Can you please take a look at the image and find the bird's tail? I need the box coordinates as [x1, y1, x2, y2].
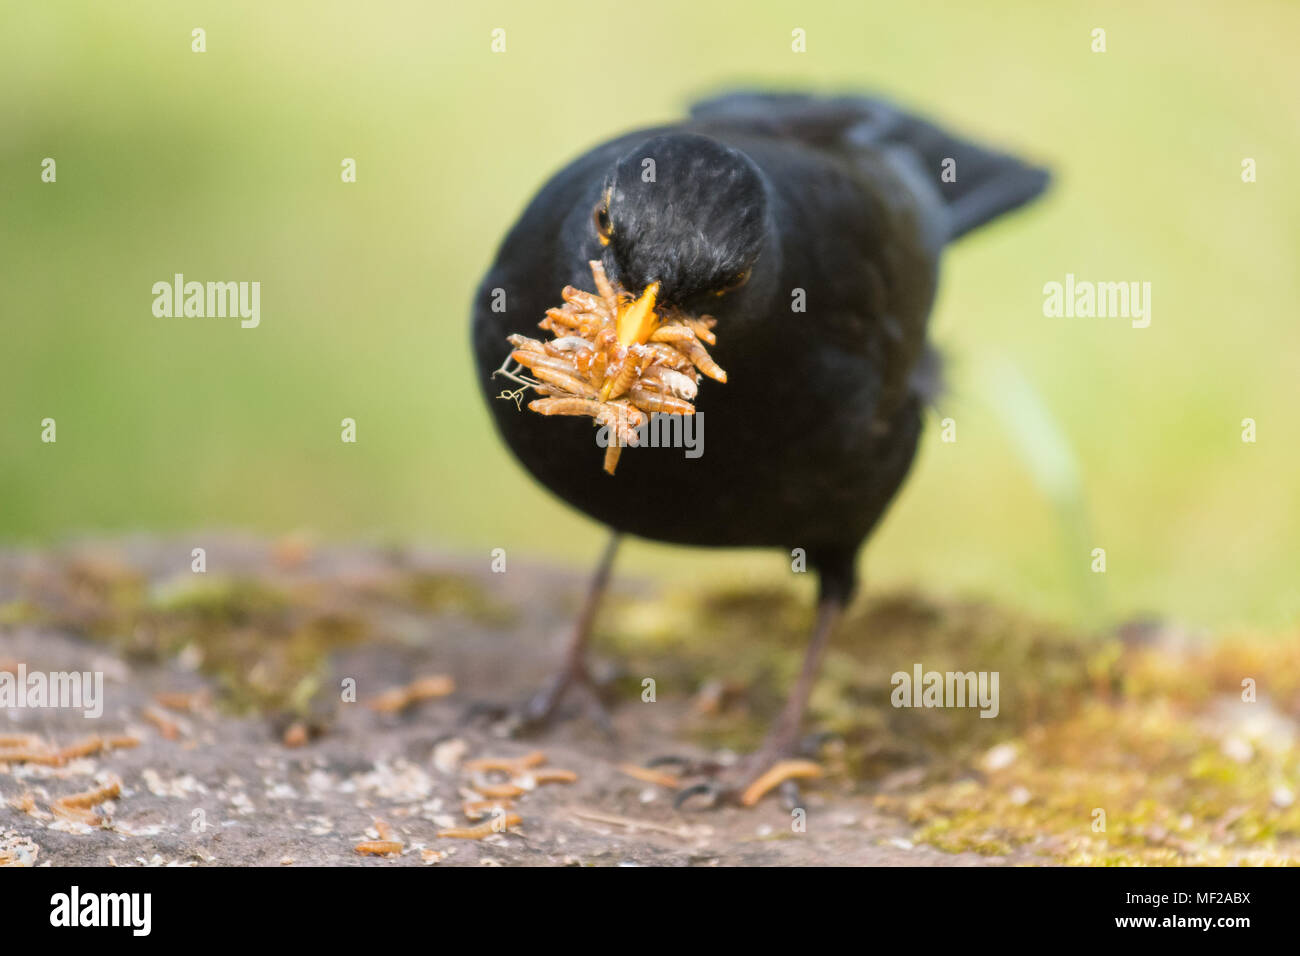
[690, 91, 1051, 241]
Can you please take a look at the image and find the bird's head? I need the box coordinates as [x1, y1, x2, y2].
[594, 132, 769, 346]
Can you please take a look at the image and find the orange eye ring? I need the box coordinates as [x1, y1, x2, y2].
[717, 268, 751, 295]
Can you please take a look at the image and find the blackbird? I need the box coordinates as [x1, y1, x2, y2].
[471, 92, 1049, 805]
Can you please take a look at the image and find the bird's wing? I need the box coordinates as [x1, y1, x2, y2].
[689, 91, 1050, 241]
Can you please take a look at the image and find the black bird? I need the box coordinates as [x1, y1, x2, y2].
[471, 92, 1049, 803]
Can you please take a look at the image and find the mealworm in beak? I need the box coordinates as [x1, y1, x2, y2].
[497, 262, 726, 473]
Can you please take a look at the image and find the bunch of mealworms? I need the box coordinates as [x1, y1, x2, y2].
[496, 260, 726, 475]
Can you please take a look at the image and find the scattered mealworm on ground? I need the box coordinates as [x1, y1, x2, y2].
[354, 840, 403, 856]
[51, 778, 122, 825]
[367, 674, 455, 713]
[470, 780, 527, 799]
[739, 760, 823, 807]
[461, 798, 515, 821]
[51, 803, 99, 825]
[282, 722, 309, 748]
[463, 750, 546, 775]
[56, 735, 104, 761]
[406, 675, 455, 700]
[437, 813, 522, 840]
[2, 733, 134, 765]
[142, 706, 181, 740]
[618, 763, 683, 789]
[0, 748, 64, 767]
[366, 687, 411, 713]
[56, 778, 122, 810]
[524, 768, 578, 786]
[354, 819, 403, 856]
[154, 690, 210, 713]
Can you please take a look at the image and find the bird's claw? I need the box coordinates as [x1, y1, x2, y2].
[661, 754, 825, 811]
[673, 780, 726, 810]
[519, 668, 617, 740]
[648, 730, 833, 809]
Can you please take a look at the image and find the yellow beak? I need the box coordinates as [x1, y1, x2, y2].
[615, 282, 661, 347]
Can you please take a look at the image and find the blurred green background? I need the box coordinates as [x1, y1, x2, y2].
[2, 1, 1297, 632]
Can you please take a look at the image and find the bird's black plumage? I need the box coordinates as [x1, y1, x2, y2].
[473, 92, 1049, 605]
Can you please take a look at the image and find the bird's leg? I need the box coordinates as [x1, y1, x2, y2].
[675, 594, 845, 808]
[515, 532, 621, 736]
[755, 596, 842, 761]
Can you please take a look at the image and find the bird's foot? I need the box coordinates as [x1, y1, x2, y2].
[461, 663, 617, 741]
[653, 739, 825, 810]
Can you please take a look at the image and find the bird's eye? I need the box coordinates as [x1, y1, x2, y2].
[717, 268, 751, 295]
[593, 202, 613, 244]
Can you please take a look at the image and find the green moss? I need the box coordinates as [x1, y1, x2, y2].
[604, 587, 1300, 865]
[382, 571, 517, 627]
[14, 554, 511, 716]
[16, 549, 1299, 864]
[127, 577, 365, 715]
[0, 600, 40, 626]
